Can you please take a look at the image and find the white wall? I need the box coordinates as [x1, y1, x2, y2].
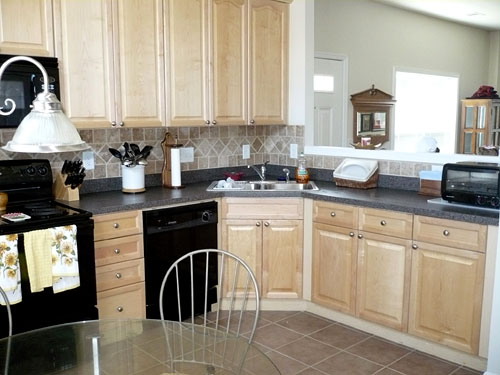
[489, 31, 500, 89]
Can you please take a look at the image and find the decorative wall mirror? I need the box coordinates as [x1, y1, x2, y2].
[350, 85, 396, 147]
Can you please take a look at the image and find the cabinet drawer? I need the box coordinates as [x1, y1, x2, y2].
[413, 215, 486, 252]
[313, 201, 358, 229]
[95, 234, 144, 267]
[94, 210, 142, 241]
[96, 259, 145, 292]
[359, 208, 412, 239]
[222, 198, 303, 219]
[97, 282, 145, 319]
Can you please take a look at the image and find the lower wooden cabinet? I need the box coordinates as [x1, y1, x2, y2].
[97, 283, 146, 319]
[312, 223, 357, 314]
[408, 242, 485, 354]
[356, 232, 411, 331]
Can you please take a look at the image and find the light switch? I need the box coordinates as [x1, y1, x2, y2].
[180, 147, 194, 163]
[82, 150, 94, 170]
[290, 144, 298, 159]
[242, 144, 250, 159]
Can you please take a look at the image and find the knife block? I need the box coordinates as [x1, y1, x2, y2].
[53, 173, 79, 201]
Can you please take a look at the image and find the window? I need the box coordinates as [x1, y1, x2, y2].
[394, 70, 459, 154]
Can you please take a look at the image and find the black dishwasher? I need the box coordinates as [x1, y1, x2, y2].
[143, 201, 218, 320]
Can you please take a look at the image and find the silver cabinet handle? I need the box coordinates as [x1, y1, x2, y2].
[111, 121, 117, 127]
[412, 244, 418, 249]
[113, 223, 119, 229]
[443, 230, 450, 236]
[250, 120, 255, 124]
[114, 248, 120, 254]
[357, 234, 363, 239]
[117, 306, 123, 312]
[256, 222, 261, 227]
[349, 232, 355, 237]
[212, 120, 217, 125]
[205, 120, 210, 125]
[330, 212, 336, 217]
[115, 273, 122, 279]
[380, 220, 387, 226]
[119, 121, 124, 127]
[264, 222, 270, 227]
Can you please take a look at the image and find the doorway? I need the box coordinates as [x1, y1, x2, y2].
[314, 55, 347, 146]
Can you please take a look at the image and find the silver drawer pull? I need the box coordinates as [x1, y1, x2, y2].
[349, 232, 355, 237]
[117, 306, 123, 312]
[330, 212, 336, 217]
[115, 273, 122, 279]
[113, 223, 119, 229]
[443, 230, 450, 236]
[256, 222, 261, 227]
[412, 244, 418, 249]
[357, 234, 363, 239]
[264, 222, 269, 227]
[380, 220, 387, 226]
[114, 248, 120, 254]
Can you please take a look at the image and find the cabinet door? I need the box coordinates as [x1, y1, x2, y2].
[0, 0, 54, 56]
[97, 282, 146, 319]
[262, 219, 302, 299]
[210, 0, 247, 125]
[248, 0, 288, 125]
[54, 0, 116, 128]
[114, 0, 164, 127]
[356, 232, 411, 331]
[222, 219, 262, 296]
[312, 223, 357, 314]
[408, 242, 485, 354]
[166, 0, 209, 126]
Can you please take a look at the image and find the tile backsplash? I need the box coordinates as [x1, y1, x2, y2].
[0, 125, 431, 180]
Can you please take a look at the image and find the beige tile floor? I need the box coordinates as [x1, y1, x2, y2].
[246, 311, 483, 375]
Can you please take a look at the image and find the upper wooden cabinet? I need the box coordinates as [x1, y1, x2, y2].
[249, 0, 288, 125]
[167, 0, 288, 127]
[53, 0, 165, 128]
[0, 0, 54, 56]
[459, 98, 500, 154]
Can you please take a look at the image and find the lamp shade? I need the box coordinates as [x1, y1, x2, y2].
[0, 56, 89, 153]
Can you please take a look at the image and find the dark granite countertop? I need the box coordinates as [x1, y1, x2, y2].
[67, 180, 499, 225]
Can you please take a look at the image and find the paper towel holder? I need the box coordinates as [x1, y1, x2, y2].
[161, 132, 184, 189]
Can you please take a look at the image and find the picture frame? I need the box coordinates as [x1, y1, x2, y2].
[360, 113, 372, 132]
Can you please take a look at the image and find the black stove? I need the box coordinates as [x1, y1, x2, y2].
[0, 159, 91, 233]
[0, 159, 97, 342]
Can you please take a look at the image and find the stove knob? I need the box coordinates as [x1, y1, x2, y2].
[201, 210, 213, 222]
[491, 197, 500, 208]
[476, 195, 486, 206]
[37, 166, 48, 176]
[26, 166, 36, 176]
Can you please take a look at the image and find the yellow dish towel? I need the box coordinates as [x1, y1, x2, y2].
[0, 234, 22, 305]
[24, 229, 53, 293]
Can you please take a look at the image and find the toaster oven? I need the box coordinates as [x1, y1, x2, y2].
[442, 162, 500, 208]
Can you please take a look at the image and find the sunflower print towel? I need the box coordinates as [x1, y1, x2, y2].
[51, 225, 80, 293]
[0, 234, 21, 305]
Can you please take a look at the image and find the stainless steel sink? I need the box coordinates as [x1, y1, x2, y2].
[207, 180, 319, 191]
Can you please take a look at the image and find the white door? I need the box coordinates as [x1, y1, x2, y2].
[314, 57, 345, 146]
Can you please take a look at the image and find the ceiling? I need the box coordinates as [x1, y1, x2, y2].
[374, 0, 500, 31]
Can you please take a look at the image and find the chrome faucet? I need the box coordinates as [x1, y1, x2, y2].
[248, 161, 269, 181]
[283, 168, 290, 183]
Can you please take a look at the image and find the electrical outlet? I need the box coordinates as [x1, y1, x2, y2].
[180, 147, 194, 163]
[242, 144, 250, 159]
[290, 143, 298, 159]
[82, 150, 94, 170]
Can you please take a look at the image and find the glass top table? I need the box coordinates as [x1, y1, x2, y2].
[0, 319, 280, 375]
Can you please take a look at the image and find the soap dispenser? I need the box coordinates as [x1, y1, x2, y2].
[295, 152, 309, 183]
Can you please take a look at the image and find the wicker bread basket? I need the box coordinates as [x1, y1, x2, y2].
[334, 170, 378, 189]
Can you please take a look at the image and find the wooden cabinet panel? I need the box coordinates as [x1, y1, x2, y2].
[97, 282, 146, 319]
[0, 0, 54, 56]
[222, 219, 262, 296]
[249, 0, 288, 125]
[95, 234, 144, 267]
[222, 197, 303, 220]
[166, 0, 209, 125]
[413, 215, 486, 252]
[356, 232, 411, 331]
[115, 0, 164, 127]
[408, 242, 485, 354]
[94, 210, 142, 241]
[211, 0, 247, 125]
[359, 208, 413, 239]
[313, 201, 358, 229]
[262, 220, 303, 298]
[312, 223, 357, 314]
[96, 258, 145, 292]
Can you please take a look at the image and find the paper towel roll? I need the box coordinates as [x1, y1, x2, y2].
[171, 148, 181, 187]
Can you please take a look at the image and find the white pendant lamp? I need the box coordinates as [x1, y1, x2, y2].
[0, 56, 89, 153]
